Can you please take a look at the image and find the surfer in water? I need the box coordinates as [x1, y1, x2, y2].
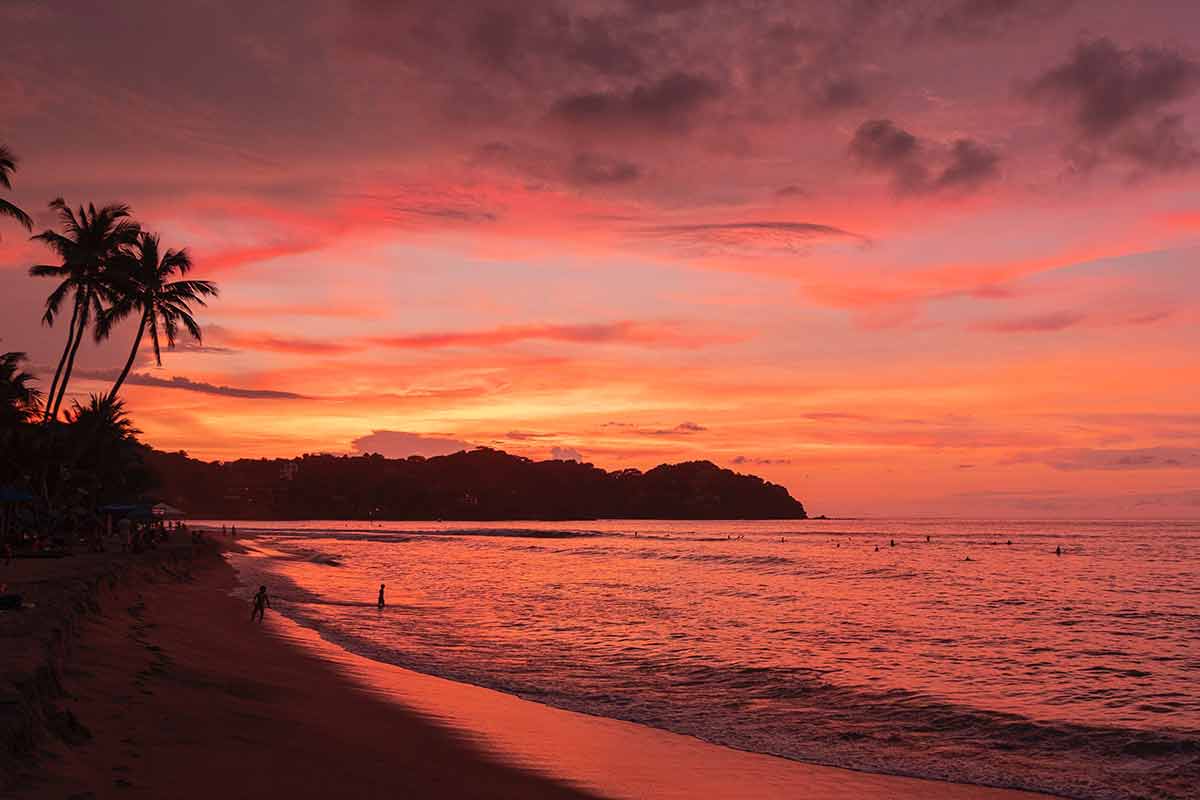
[378, 583, 386, 610]
[251, 585, 270, 622]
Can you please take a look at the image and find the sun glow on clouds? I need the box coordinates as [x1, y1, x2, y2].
[2, 0, 1199, 516]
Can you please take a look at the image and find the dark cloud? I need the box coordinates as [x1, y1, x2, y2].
[973, 308, 1171, 334]
[850, 119, 1000, 194]
[936, 139, 1001, 190]
[638, 421, 708, 436]
[810, 76, 868, 111]
[1028, 38, 1199, 137]
[552, 72, 721, 133]
[774, 185, 808, 198]
[625, 0, 712, 15]
[732, 456, 792, 465]
[505, 430, 556, 440]
[928, 0, 1073, 39]
[850, 119, 920, 165]
[1011, 447, 1200, 471]
[642, 221, 862, 238]
[368, 320, 736, 350]
[568, 152, 642, 185]
[1025, 38, 1200, 175]
[392, 204, 498, 224]
[73, 369, 306, 400]
[568, 17, 644, 75]
[468, 8, 524, 69]
[975, 311, 1085, 333]
[1114, 114, 1199, 174]
[636, 220, 866, 258]
[351, 430, 473, 458]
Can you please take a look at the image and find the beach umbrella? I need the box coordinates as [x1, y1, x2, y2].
[0, 486, 33, 543]
[0, 486, 34, 503]
[151, 502, 185, 518]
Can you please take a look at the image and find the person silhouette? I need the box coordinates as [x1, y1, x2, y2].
[1055, 545, 1062, 556]
[890, 539, 896, 547]
[251, 585, 270, 622]
[377, 583, 386, 610]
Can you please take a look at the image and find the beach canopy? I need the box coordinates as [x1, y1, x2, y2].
[0, 486, 34, 503]
[152, 503, 186, 518]
[100, 503, 155, 520]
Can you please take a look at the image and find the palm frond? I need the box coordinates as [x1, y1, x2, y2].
[41, 281, 73, 326]
[0, 199, 32, 230]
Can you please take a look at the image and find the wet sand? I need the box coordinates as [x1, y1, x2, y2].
[5, 538, 1058, 799]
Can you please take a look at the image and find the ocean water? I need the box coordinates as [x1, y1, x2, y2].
[210, 519, 1200, 800]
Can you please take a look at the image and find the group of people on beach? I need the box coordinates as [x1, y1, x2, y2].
[249, 581, 387, 623]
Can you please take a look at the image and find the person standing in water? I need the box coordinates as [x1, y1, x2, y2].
[377, 583, 386, 610]
[251, 585, 270, 622]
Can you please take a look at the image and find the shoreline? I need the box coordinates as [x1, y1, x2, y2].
[3, 533, 1059, 799]
[3, 536, 595, 798]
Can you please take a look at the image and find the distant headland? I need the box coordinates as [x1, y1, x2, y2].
[144, 446, 808, 521]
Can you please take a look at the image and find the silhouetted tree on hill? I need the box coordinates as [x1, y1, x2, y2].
[141, 446, 807, 520]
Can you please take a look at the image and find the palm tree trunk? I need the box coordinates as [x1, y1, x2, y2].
[52, 308, 88, 419]
[108, 312, 147, 401]
[43, 299, 80, 421]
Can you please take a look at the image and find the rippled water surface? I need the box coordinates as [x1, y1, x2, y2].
[211, 519, 1200, 800]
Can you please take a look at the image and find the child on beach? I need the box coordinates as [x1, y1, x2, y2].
[251, 585, 270, 622]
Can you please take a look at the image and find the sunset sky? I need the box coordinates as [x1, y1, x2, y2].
[2, 1, 1198, 517]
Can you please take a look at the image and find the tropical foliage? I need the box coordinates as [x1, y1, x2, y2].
[1, 143, 217, 543]
[30, 199, 140, 419]
[0, 143, 33, 234]
[0, 352, 41, 427]
[101, 232, 218, 400]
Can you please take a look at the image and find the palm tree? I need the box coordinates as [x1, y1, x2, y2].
[101, 232, 218, 400]
[30, 199, 140, 421]
[63, 394, 150, 518]
[0, 351, 41, 427]
[0, 144, 33, 235]
[65, 393, 140, 446]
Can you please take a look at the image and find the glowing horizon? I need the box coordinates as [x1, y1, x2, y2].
[2, 1, 1199, 517]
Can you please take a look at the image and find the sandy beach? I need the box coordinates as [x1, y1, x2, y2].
[2, 536, 592, 799]
[0, 532, 1065, 799]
